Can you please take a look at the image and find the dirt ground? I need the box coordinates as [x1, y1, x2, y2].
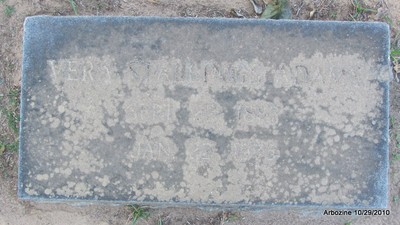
[1, 0, 400, 224]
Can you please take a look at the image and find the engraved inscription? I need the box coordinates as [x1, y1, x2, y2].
[48, 58, 113, 82]
[131, 134, 176, 160]
[235, 98, 283, 131]
[21, 16, 389, 208]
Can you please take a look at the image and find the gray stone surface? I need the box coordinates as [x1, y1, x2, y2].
[19, 16, 391, 208]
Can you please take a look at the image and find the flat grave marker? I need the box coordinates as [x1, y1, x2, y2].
[19, 16, 391, 208]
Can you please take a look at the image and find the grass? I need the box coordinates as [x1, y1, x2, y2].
[391, 116, 396, 129]
[391, 115, 400, 162]
[393, 49, 400, 55]
[392, 153, 400, 162]
[384, 1, 400, 80]
[0, 141, 18, 153]
[0, 160, 9, 177]
[0, 87, 20, 155]
[352, 0, 377, 13]
[3, 87, 19, 135]
[7, 87, 18, 107]
[5, 110, 18, 134]
[0, 144, 4, 155]
[345, 222, 352, 225]
[350, 0, 376, 20]
[396, 134, 400, 149]
[261, 0, 290, 19]
[221, 211, 242, 223]
[392, 49, 400, 62]
[95, 2, 107, 12]
[0, 139, 17, 177]
[387, 12, 400, 191]
[4, 5, 15, 17]
[128, 205, 150, 225]
[394, 195, 399, 204]
[391, 49, 400, 80]
[0, 84, 19, 173]
[69, 0, 78, 15]
[7, 62, 15, 72]
[385, 16, 400, 44]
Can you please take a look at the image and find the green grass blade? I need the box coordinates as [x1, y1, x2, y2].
[69, 0, 78, 15]
[391, 49, 400, 57]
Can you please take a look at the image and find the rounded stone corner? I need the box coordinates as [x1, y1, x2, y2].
[17, 187, 29, 200]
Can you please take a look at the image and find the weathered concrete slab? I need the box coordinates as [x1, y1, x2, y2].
[19, 16, 391, 208]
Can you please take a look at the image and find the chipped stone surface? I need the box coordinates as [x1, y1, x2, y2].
[19, 16, 390, 208]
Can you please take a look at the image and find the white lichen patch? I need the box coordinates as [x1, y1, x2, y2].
[182, 137, 223, 202]
[220, 138, 280, 202]
[50, 118, 61, 128]
[272, 53, 385, 139]
[54, 167, 72, 177]
[122, 86, 180, 126]
[97, 175, 110, 187]
[41, 55, 174, 198]
[44, 189, 53, 195]
[55, 182, 92, 198]
[125, 128, 179, 166]
[36, 174, 49, 181]
[188, 89, 232, 136]
[69, 150, 104, 174]
[25, 187, 39, 196]
[234, 98, 283, 131]
[139, 182, 186, 202]
[45, 56, 122, 180]
[307, 179, 357, 205]
[151, 171, 159, 179]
